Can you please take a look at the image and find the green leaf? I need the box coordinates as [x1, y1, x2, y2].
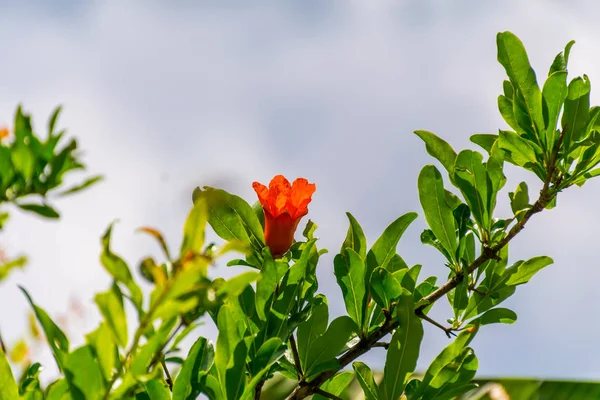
[214, 305, 242, 397]
[414, 130, 457, 174]
[64, 345, 106, 400]
[477, 307, 517, 326]
[413, 327, 479, 399]
[509, 182, 530, 217]
[217, 271, 260, 297]
[497, 130, 540, 170]
[0, 256, 27, 282]
[542, 71, 568, 150]
[85, 323, 117, 383]
[334, 249, 367, 332]
[255, 257, 286, 321]
[197, 187, 265, 254]
[496, 31, 544, 141]
[225, 341, 247, 400]
[180, 196, 208, 258]
[504, 256, 553, 286]
[470, 134, 498, 154]
[366, 212, 418, 274]
[11, 143, 35, 181]
[370, 267, 402, 311]
[242, 338, 285, 398]
[17, 203, 60, 219]
[143, 380, 171, 400]
[381, 291, 423, 400]
[418, 165, 457, 260]
[20, 287, 69, 371]
[313, 371, 354, 400]
[95, 284, 128, 348]
[421, 347, 478, 400]
[100, 223, 144, 314]
[58, 175, 104, 196]
[131, 319, 178, 377]
[302, 219, 318, 240]
[172, 336, 214, 400]
[549, 40, 575, 75]
[342, 212, 367, 258]
[453, 150, 492, 230]
[562, 75, 591, 151]
[46, 379, 69, 400]
[498, 94, 520, 132]
[0, 348, 19, 400]
[302, 313, 356, 379]
[353, 362, 380, 400]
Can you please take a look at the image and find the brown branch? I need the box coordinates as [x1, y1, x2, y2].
[415, 310, 456, 338]
[160, 358, 173, 391]
[314, 388, 343, 400]
[289, 334, 303, 379]
[254, 380, 265, 400]
[372, 342, 390, 350]
[286, 131, 566, 400]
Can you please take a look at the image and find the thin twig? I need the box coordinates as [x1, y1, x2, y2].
[415, 310, 456, 338]
[160, 358, 173, 391]
[285, 131, 567, 400]
[289, 334, 303, 379]
[314, 388, 343, 400]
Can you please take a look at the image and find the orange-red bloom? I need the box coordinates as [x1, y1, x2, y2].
[253, 175, 316, 257]
[0, 127, 9, 141]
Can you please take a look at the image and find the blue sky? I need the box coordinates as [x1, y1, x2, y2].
[1, 0, 600, 384]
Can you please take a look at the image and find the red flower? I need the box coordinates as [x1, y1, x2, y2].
[253, 175, 316, 257]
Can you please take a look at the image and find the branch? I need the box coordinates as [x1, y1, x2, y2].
[314, 389, 343, 400]
[286, 132, 566, 400]
[160, 358, 173, 391]
[289, 334, 303, 379]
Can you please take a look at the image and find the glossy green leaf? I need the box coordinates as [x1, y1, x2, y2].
[196, 187, 265, 253]
[101, 223, 143, 314]
[255, 257, 286, 321]
[173, 336, 214, 400]
[509, 181, 530, 218]
[214, 305, 242, 397]
[497, 130, 540, 169]
[180, 196, 208, 258]
[453, 150, 492, 229]
[496, 31, 544, 140]
[418, 165, 457, 260]
[302, 313, 355, 379]
[85, 323, 117, 383]
[45, 379, 69, 400]
[242, 338, 285, 399]
[381, 291, 423, 400]
[413, 327, 478, 399]
[334, 249, 366, 331]
[313, 371, 354, 400]
[470, 134, 498, 154]
[342, 212, 367, 258]
[20, 287, 69, 371]
[217, 271, 260, 297]
[549, 40, 575, 75]
[477, 307, 517, 326]
[143, 380, 171, 400]
[366, 212, 417, 275]
[370, 267, 402, 311]
[504, 256, 553, 286]
[0, 348, 19, 400]
[498, 94, 520, 133]
[17, 203, 60, 219]
[131, 318, 178, 377]
[562, 76, 591, 152]
[225, 340, 247, 400]
[63, 345, 106, 400]
[95, 284, 128, 348]
[414, 130, 457, 174]
[542, 71, 568, 150]
[421, 347, 478, 400]
[353, 362, 380, 400]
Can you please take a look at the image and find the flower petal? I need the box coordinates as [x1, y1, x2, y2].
[290, 178, 316, 218]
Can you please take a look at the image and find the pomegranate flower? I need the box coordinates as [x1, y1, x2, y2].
[253, 175, 316, 257]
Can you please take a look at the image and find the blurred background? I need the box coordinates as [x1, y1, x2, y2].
[1, 0, 599, 384]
